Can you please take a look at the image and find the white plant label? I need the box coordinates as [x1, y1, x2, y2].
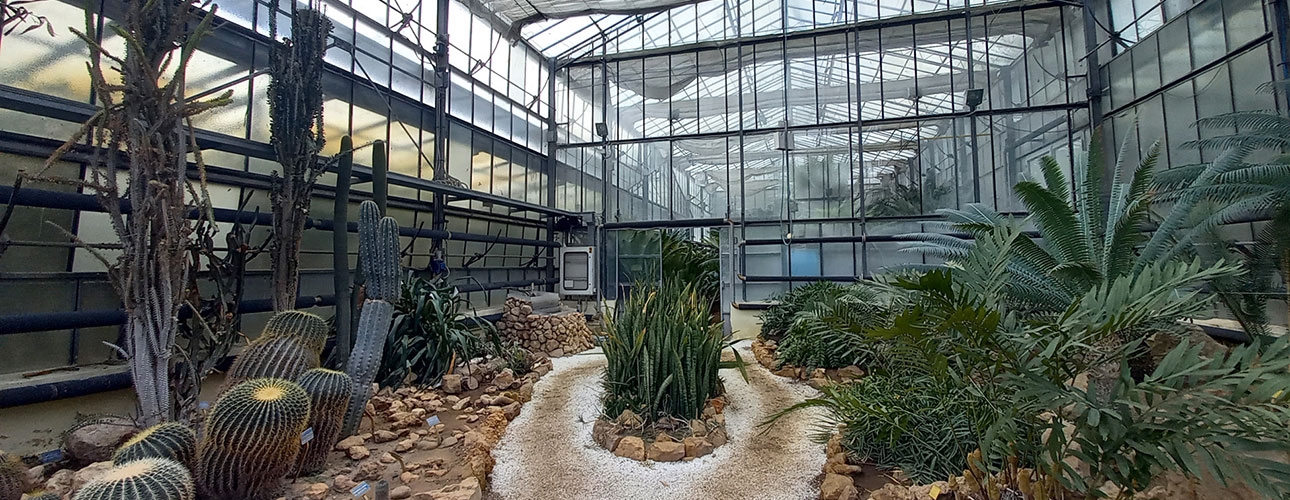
[426, 415, 440, 427]
[301, 427, 315, 445]
[350, 482, 370, 497]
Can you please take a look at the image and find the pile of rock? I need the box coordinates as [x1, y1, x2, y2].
[752, 339, 864, 389]
[497, 293, 594, 357]
[820, 432, 865, 500]
[591, 398, 729, 463]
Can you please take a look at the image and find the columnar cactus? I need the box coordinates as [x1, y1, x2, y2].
[197, 379, 311, 500]
[0, 451, 27, 500]
[294, 369, 352, 474]
[113, 422, 197, 467]
[258, 310, 329, 356]
[333, 135, 355, 366]
[341, 201, 399, 436]
[220, 337, 319, 392]
[371, 140, 388, 215]
[72, 458, 194, 500]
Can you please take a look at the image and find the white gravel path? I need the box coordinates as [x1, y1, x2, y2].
[488, 346, 826, 500]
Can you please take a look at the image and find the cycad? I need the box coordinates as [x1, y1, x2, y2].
[902, 129, 1159, 311]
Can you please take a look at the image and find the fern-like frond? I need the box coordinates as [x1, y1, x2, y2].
[1015, 180, 1090, 265]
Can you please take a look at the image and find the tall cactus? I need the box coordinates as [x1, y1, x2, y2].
[113, 422, 197, 468]
[294, 369, 352, 474]
[333, 135, 355, 366]
[258, 310, 329, 356]
[73, 458, 194, 500]
[197, 378, 310, 500]
[371, 140, 388, 215]
[0, 451, 26, 500]
[220, 337, 318, 392]
[341, 201, 399, 435]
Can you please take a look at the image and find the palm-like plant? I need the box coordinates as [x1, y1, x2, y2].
[902, 129, 1159, 312]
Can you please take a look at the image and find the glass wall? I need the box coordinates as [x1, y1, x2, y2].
[0, 0, 553, 374]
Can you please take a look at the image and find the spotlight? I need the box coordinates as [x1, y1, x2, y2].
[965, 88, 985, 111]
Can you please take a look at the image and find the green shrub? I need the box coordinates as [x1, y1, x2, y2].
[602, 281, 746, 423]
[379, 275, 493, 387]
[774, 284, 896, 370]
[759, 281, 849, 340]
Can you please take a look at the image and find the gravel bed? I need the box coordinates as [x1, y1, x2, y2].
[488, 346, 826, 500]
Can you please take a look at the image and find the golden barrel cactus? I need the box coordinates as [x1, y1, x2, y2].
[220, 337, 319, 392]
[113, 422, 197, 468]
[197, 378, 311, 500]
[0, 451, 27, 500]
[72, 457, 194, 500]
[294, 368, 352, 474]
[259, 310, 329, 356]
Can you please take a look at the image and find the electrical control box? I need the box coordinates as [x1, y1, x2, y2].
[558, 246, 596, 297]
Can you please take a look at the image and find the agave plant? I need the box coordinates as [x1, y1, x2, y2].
[601, 280, 746, 423]
[377, 274, 494, 387]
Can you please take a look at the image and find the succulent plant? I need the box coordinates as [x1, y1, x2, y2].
[0, 451, 27, 500]
[197, 379, 311, 500]
[294, 369, 352, 474]
[113, 422, 197, 468]
[220, 337, 319, 392]
[73, 457, 194, 500]
[23, 492, 60, 500]
[333, 135, 355, 366]
[341, 201, 400, 436]
[258, 310, 329, 356]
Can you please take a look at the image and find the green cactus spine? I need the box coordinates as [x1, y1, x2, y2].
[0, 451, 27, 500]
[341, 202, 399, 435]
[333, 135, 355, 366]
[294, 369, 352, 474]
[197, 378, 310, 500]
[221, 337, 319, 392]
[113, 422, 197, 468]
[24, 492, 59, 500]
[258, 310, 329, 356]
[73, 458, 194, 500]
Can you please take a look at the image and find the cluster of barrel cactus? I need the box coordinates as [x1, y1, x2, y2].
[113, 422, 197, 468]
[294, 368, 352, 474]
[196, 378, 311, 500]
[220, 311, 328, 391]
[0, 451, 27, 500]
[341, 200, 400, 436]
[73, 458, 194, 500]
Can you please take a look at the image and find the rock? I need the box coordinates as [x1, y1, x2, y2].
[682, 437, 714, 458]
[837, 365, 864, 379]
[808, 377, 831, 390]
[707, 427, 728, 447]
[615, 409, 643, 429]
[71, 461, 114, 494]
[647, 440, 685, 462]
[689, 419, 707, 437]
[502, 402, 522, 420]
[592, 420, 623, 451]
[820, 473, 860, 500]
[44, 468, 74, 497]
[380, 452, 398, 464]
[347, 445, 371, 460]
[416, 438, 440, 450]
[440, 435, 459, 448]
[435, 477, 482, 500]
[65, 418, 137, 463]
[395, 438, 416, 452]
[442, 374, 464, 394]
[303, 482, 330, 499]
[332, 474, 356, 493]
[353, 459, 386, 481]
[613, 436, 646, 461]
[549, 348, 564, 358]
[390, 484, 413, 499]
[518, 382, 534, 402]
[373, 430, 399, 443]
[773, 366, 797, 378]
[494, 368, 515, 389]
[336, 435, 366, 450]
[464, 375, 480, 391]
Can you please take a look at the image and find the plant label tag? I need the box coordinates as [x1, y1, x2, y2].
[301, 427, 315, 445]
[198, 401, 210, 410]
[928, 486, 942, 499]
[38, 449, 63, 464]
[426, 415, 440, 427]
[350, 482, 370, 497]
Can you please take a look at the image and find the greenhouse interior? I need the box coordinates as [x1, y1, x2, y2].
[2, 0, 1290, 498]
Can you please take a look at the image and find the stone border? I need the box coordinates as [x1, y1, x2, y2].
[590, 399, 729, 463]
[751, 339, 864, 388]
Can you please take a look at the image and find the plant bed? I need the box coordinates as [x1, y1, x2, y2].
[751, 339, 864, 389]
[590, 398, 729, 463]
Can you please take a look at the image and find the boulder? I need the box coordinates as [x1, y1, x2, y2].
[647, 441, 685, 462]
[442, 373, 464, 394]
[707, 427, 728, 447]
[592, 420, 624, 451]
[502, 402, 522, 420]
[70, 461, 113, 495]
[494, 368, 515, 389]
[65, 418, 137, 463]
[820, 473, 860, 500]
[682, 436, 714, 458]
[336, 435, 366, 450]
[373, 430, 399, 443]
[390, 484, 413, 499]
[347, 445, 371, 460]
[613, 437, 646, 461]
